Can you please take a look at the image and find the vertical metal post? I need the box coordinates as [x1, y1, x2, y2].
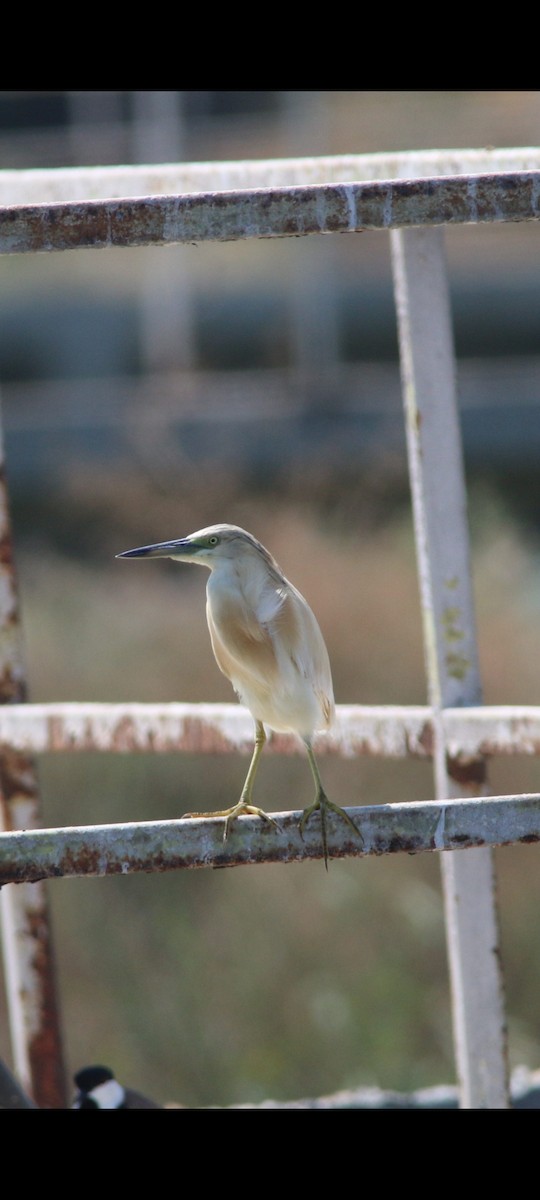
[0, 405, 67, 1108]
[390, 227, 509, 1108]
[281, 92, 341, 389]
[130, 91, 196, 373]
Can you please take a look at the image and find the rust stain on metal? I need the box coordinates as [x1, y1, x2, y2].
[48, 714, 72, 752]
[371, 833, 426, 856]
[0, 748, 39, 835]
[109, 714, 146, 752]
[0, 667, 27, 704]
[60, 843, 110, 877]
[25, 904, 66, 1108]
[0, 747, 39, 805]
[50, 202, 112, 251]
[0, 425, 67, 1108]
[267, 731, 301, 755]
[2, 171, 540, 256]
[0, 530, 15, 568]
[182, 716, 241, 755]
[449, 833, 486, 848]
[446, 754, 487, 788]
[417, 721, 435, 757]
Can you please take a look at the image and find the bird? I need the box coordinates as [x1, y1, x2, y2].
[71, 1065, 162, 1109]
[116, 524, 360, 867]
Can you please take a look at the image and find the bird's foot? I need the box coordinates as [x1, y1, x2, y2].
[299, 793, 362, 870]
[183, 801, 278, 842]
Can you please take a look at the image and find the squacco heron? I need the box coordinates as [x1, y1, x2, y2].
[117, 524, 359, 866]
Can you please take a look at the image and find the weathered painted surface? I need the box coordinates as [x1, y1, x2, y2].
[0, 701, 539, 759]
[391, 226, 509, 1109]
[0, 793, 538, 882]
[2, 148, 540, 206]
[0, 417, 66, 1109]
[1, 170, 540, 256]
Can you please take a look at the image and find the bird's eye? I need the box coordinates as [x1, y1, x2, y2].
[208, 535, 219, 546]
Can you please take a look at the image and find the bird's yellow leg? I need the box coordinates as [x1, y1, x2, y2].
[299, 741, 362, 869]
[183, 721, 277, 841]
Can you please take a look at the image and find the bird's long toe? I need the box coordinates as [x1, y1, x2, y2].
[223, 803, 278, 841]
[300, 792, 362, 869]
[183, 801, 277, 843]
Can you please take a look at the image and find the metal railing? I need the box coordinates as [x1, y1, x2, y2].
[1, 148, 540, 1108]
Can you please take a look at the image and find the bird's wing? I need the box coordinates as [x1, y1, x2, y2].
[271, 584, 335, 726]
[207, 576, 334, 731]
[206, 588, 281, 689]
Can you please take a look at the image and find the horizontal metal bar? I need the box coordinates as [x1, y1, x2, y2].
[2, 149, 540, 205]
[59, 1065, 540, 1108]
[0, 702, 540, 759]
[0, 794, 539, 882]
[2, 171, 540, 256]
[228, 1065, 540, 1108]
[0, 701, 428, 756]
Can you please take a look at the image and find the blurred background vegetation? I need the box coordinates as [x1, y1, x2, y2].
[2, 90, 540, 1106]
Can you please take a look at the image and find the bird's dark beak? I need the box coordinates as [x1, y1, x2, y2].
[116, 538, 198, 560]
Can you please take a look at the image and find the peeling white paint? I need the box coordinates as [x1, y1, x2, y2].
[340, 183, 358, 232]
[433, 805, 447, 849]
[315, 188, 328, 233]
[0, 875, 55, 1104]
[382, 184, 394, 227]
[466, 177, 479, 223]
[2, 149, 540, 206]
[3, 702, 540, 761]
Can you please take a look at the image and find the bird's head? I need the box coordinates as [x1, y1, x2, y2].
[116, 524, 277, 571]
[72, 1065, 126, 1109]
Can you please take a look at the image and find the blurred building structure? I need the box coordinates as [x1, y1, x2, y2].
[1, 90, 540, 504]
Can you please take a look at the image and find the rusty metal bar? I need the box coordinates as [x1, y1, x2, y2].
[0, 794, 539, 883]
[0, 410, 67, 1109]
[1, 701, 540, 759]
[1, 171, 540, 256]
[391, 226, 509, 1108]
[2, 148, 540, 205]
